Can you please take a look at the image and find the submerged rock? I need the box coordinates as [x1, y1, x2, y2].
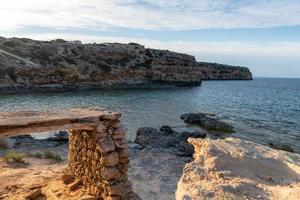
[180, 112, 234, 133]
[135, 126, 207, 157]
[176, 137, 300, 200]
[268, 142, 295, 153]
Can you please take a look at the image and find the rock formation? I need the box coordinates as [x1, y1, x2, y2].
[135, 125, 207, 157]
[0, 108, 133, 200]
[176, 137, 300, 200]
[181, 112, 234, 133]
[0, 37, 252, 93]
[198, 62, 253, 80]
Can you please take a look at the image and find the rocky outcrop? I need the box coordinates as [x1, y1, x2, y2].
[176, 137, 300, 200]
[0, 37, 252, 93]
[181, 112, 234, 133]
[198, 62, 252, 80]
[135, 126, 207, 157]
[0, 37, 202, 93]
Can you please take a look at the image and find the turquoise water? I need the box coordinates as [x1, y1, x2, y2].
[0, 78, 299, 152]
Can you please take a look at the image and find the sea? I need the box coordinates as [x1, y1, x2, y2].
[0, 78, 299, 152]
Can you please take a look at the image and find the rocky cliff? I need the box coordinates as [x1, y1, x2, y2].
[0, 37, 252, 93]
[198, 62, 252, 80]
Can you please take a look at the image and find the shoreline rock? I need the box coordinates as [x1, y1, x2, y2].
[176, 137, 300, 200]
[181, 112, 234, 133]
[0, 37, 252, 94]
[135, 126, 207, 157]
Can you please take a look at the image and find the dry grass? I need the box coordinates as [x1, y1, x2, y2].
[4, 150, 27, 164]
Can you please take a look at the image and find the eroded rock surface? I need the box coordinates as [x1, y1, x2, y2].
[135, 126, 207, 157]
[176, 137, 300, 200]
[181, 112, 234, 133]
[0, 37, 252, 93]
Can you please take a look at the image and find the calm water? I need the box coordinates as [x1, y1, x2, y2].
[0, 78, 299, 152]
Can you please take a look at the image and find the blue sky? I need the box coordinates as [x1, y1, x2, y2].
[0, 0, 300, 77]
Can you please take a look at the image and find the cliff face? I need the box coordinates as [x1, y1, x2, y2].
[0, 37, 252, 93]
[198, 62, 252, 80]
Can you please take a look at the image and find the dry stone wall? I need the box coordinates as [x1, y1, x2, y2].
[68, 114, 133, 200]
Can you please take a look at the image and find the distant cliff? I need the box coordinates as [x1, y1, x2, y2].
[0, 37, 252, 93]
[198, 62, 252, 80]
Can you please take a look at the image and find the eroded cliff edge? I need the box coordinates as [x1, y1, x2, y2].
[176, 138, 300, 200]
[0, 37, 252, 93]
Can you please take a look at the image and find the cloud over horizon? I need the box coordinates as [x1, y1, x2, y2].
[0, 0, 300, 31]
[0, 0, 299, 77]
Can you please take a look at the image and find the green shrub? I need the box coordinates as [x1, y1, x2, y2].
[32, 152, 43, 158]
[43, 151, 62, 161]
[4, 151, 26, 164]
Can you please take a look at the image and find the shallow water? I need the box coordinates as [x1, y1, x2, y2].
[0, 78, 299, 152]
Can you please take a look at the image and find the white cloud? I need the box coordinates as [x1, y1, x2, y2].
[0, 0, 300, 31]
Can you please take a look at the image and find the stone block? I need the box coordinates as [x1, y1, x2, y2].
[102, 152, 119, 167]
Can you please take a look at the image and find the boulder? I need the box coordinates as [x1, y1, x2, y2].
[176, 137, 300, 200]
[180, 113, 234, 133]
[135, 126, 207, 157]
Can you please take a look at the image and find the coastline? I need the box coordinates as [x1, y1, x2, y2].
[0, 120, 299, 199]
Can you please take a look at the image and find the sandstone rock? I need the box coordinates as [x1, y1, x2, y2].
[176, 137, 300, 200]
[100, 167, 121, 181]
[25, 189, 43, 200]
[99, 136, 116, 153]
[102, 152, 119, 167]
[0, 37, 252, 94]
[68, 180, 82, 191]
[61, 174, 75, 184]
[80, 195, 98, 200]
[114, 139, 128, 149]
[181, 112, 234, 133]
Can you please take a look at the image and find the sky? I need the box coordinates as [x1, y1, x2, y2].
[0, 0, 300, 78]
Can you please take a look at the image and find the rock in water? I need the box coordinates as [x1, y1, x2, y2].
[180, 112, 234, 133]
[176, 137, 300, 200]
[135, 126, 207, 157]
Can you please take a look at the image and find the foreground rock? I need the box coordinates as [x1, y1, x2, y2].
[0, 37, 252, 93]
[176, 137, 300, 200]
[181, 112, 234, 133]
[135, 126, 207, 157]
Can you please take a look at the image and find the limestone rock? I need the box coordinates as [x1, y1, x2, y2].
[102, 152, 119, 167]
[181, 112, 234, 133]
[61, 174, 75, 184]
[99, 136, 116, 153]
[135, 126, 207, 157]
[0, 37, 252, 94]
[176, 137, 300, 200]
[25, 189, 43, 200]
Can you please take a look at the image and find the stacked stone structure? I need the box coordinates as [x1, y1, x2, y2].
[68, 113, 133, 200]
[0, 108, 133, 200]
